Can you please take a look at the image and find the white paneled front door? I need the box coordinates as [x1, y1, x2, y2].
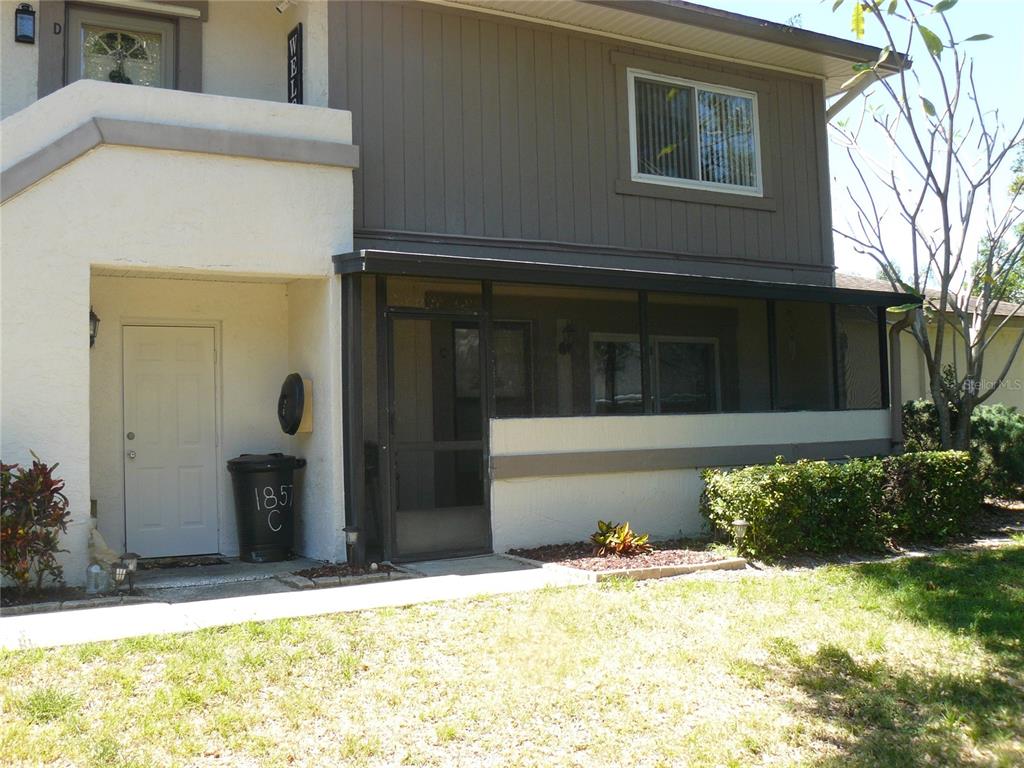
[123, 326, 218, 557]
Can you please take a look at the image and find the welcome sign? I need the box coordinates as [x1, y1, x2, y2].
[288, 24, 303, 104]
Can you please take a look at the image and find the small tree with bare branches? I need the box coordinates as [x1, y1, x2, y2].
[830, 0, 1024, 450]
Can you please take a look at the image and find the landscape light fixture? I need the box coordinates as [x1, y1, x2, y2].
[731, 519, 750, 544]
[112, 562, 128, 589]
[118, 552, 140, 593]
[343, 525, 362, 566]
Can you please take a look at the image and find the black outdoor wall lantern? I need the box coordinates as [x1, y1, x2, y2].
[89, 308, 100, 347]
[14, 4, 35, 44]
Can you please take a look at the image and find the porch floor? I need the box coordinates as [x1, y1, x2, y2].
[133, 557, 320, 590]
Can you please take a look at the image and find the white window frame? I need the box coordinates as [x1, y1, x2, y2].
[66, 6, 177, 89]
[627, 67, 763, 197]
[651, 335, 722, 414]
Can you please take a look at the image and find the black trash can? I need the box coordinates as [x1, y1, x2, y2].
[227, 453, 306, 563]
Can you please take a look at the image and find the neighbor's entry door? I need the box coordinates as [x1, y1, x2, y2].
[123, 326, 218, 557]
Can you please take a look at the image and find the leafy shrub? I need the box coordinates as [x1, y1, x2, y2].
[590, 521, 652, 557]
[702, 451, 979, 561]
[970, 404, 1024, 495]
[702, 457, 885, 560]
[902, 399, 944, 452]
[902, 399, 1024, 495]
[882, 452, 981, 540]
[1, 457, 71, 592]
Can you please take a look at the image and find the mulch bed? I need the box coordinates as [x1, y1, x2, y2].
[958, 500, 1024, 540]
[1, 585, 87, 608]
[509, 539, 727, 572]
[292, 563, 395, 579]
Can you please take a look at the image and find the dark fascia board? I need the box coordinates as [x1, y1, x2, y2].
[586, 0, 910, 74]
[333, 249, 921, 307]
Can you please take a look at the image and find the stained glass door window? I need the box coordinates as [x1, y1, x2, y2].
[67, 9, 175, 89]
[82, 26, 163, 87]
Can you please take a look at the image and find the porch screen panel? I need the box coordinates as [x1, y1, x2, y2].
[836, 305, 883, 409]
[648, 294, 771, 413]
[389, 314, 489, 559]
[492, 285, 641, 417]
[774, 301, 835, 411]
[634, 78, 695, 180]
[697, 90, 757, 188]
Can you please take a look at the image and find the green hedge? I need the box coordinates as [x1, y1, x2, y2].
[702, 451, 981, 561]
[903, 400, 1024, 496]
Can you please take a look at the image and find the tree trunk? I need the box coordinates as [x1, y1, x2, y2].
[954, 397, 974, 450]
[930, 377, 954, 449]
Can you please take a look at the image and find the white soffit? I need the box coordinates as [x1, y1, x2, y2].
[431, 0, 897, 97]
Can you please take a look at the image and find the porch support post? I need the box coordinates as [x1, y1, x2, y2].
[341, 274, 366, 565]
[830, 303, 840, 410]
[766, 300, 778, 410]
[639, 291, 652, 414]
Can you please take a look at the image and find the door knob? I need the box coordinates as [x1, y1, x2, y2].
[127, 450, 137, 460]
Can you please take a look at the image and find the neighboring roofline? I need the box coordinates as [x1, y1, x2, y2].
[588, 1, 909, 75]
[335, 249, 921, 307]
[835, 273, 1022, 318]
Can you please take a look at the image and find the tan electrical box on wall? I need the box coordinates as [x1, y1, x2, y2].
[297, 378, 313, 434]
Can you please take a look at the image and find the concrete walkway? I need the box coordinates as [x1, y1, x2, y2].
[0, 556, 587, 651]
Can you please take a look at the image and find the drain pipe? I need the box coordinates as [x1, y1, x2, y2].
[887, 308, 916, 453]
[340, 274, 367, 568]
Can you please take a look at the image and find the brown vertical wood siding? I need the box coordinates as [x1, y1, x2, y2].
[329, 1, 833, 272]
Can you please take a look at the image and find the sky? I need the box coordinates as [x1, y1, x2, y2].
[695, 0, 1024, 280]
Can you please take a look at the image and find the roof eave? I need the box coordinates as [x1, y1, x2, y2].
[586, 0, 909, 99]
[334, 249, 922, 308]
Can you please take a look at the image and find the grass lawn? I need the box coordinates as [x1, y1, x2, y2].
[2, 545, 1022, 768]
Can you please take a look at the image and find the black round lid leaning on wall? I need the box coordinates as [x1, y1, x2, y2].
[278, 373, 305, 435]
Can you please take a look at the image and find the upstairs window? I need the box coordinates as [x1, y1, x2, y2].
[628, 69, 762, 196]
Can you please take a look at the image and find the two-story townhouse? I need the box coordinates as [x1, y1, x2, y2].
[0, 0, 914, 585]
[329, 0, 915, 563]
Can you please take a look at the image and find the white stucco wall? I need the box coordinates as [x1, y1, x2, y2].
[0, 217, 92, 585]
[203, 1, 291, 103]
[1, 84, 353, 584]
[41, 145, 350, 277]
[202, 0, 328, 106]
[286, 277, 347, 562]
[490, 410, 892, 552]
[0, 1, 38, 119]
[89, 275, 291, 557]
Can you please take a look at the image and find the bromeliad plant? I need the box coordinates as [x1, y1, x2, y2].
[590, 520, 653, 557]
[1, 456, 71, 593]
